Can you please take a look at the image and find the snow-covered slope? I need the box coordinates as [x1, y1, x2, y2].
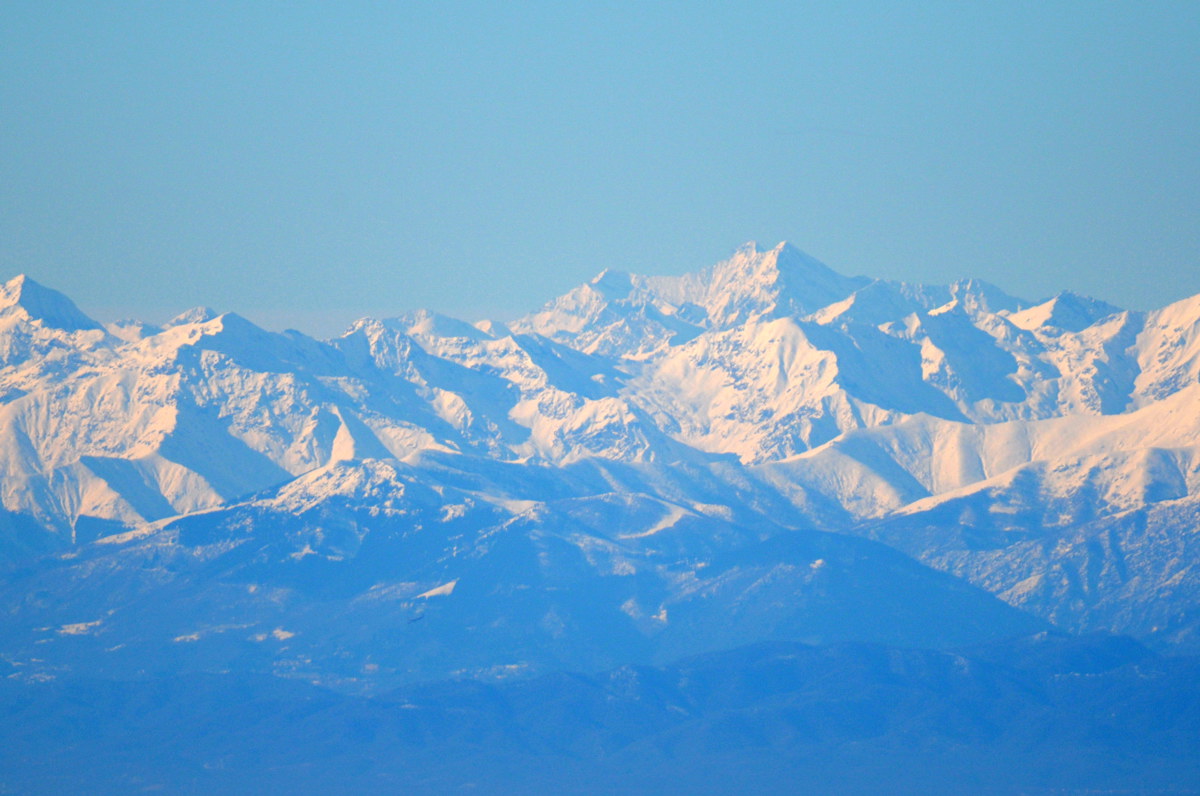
[2, 242, 1199, 666]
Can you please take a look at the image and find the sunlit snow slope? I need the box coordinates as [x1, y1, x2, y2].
[2, 241, 1199, 680]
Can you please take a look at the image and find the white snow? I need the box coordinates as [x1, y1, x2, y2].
[416, 579, 458, 599]
[1, 243, 1198, 582]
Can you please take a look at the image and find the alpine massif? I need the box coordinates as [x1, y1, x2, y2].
[2, 243, 1199, 793]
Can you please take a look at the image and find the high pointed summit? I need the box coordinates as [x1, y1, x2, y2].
[587, 268, 636, 301]
[693, 241, 869, 325]
[516, 241, 872, 354]
[0, 274, 101, 332]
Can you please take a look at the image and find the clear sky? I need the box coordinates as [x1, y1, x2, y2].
[3, 1, 1198, 336]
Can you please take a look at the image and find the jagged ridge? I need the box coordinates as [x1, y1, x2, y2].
[1, 241, 1199, 679]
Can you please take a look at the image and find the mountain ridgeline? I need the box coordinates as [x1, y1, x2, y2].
[1, 242, 1199, 692]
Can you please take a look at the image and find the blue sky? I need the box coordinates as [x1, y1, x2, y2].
[3, 1, 1198, 336]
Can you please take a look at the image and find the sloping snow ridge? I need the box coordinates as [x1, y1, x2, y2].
[2, 242, 1200, 690]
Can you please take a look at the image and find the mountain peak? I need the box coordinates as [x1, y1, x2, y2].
[703, 242, 867, 324]
[0, 275, 101, 332]
[947, 278, 1025, 315]
[588, 269, 635, 300]
[166, 306, 220, 327]
[392, 308, 496, 342]
[1007, 291, 1121, 333]
[730, 239, 798, 255]
[519, 242, 872, 343]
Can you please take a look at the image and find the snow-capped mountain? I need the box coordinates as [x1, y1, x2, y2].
[2, 241, 1199, 688]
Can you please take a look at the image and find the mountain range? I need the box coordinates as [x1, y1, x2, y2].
[2, 242, 1199, 791]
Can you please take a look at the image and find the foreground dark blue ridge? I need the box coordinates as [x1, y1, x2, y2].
[2, 633, 1197, 795]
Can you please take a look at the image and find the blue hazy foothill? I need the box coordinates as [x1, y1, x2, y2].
[1, 634, 1197, 795]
